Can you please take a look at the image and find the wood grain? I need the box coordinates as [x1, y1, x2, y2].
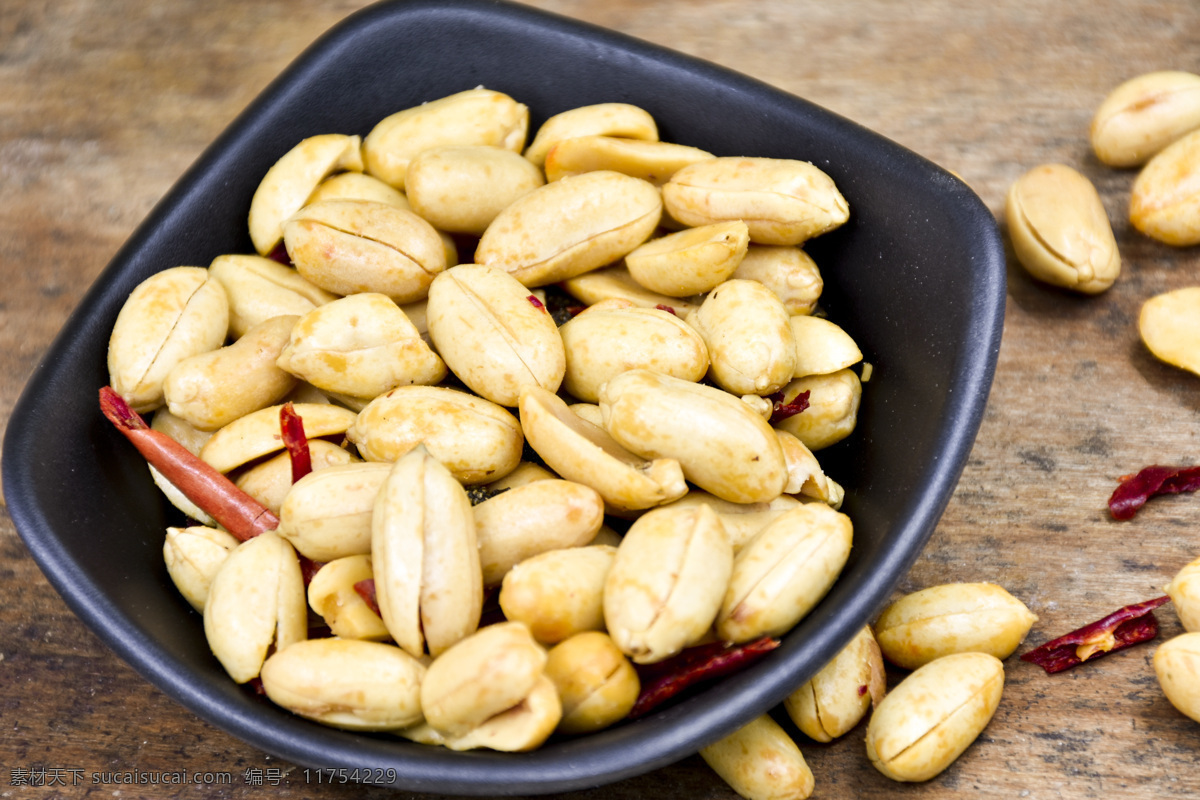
[3, 1, 1200, 797]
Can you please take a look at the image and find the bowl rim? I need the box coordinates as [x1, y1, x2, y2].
[3, 0, 1007, 793]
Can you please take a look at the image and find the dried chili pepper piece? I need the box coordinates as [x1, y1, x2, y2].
[265, 242, 292, 266]
[279, 402, 312, 484]
[629, 636, 780, 718]
[654, 304, 679, 316]
[354, 578, 380, 618]
[526, 294, 546, 310]
[1020, 596, 1171, 674]
[768, 390, 811, 425]
[1108, 465, 1200, 520]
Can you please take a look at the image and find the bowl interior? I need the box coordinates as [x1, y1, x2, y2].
[3, 0, 1005, 793]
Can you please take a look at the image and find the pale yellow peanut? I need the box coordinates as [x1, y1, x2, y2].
[426, 264, 565, 406]
[435, 675, 562, 752]
[1131, 128, 1200, 246]
[544, 632, 640, 735]
[259, 638, 425, 731]
[276, 462, 393, 562]
[235, 440, 357, 516]
[163, 315, 298, 431]
[1006, 164, 1120, 293]
[569, 402, 606, 428]
[248, 133, 363, 255]
[371, 446, 482, 658]
[784, 626, 885, 743]
[699, 715, 814, 800]
[518, 385, 687, 513]
[199, 402, 357, 473]
[561, 263, 705, 317]
[604, 504, 733, 664]
[306, 555, 389, 641]
[1165, 556, 1200, 632]
[275, 292, 446, 399]
[690, 279, 796, 395]
[407, 145, 545, 235]
[363, 88, 529, 190]
[208, 254, 337, 339]
[600, 369, 788, 504]
[1139, 287, 1200, 377]
[544, 136, 713, 185]
[865, 653, 1004, 782]
[163, 526, 240, 612]
[716, 503, 852, 643]
[657, 490, 801, 551]
[475, 170, 662, 287]
[108, 266, 229, 413]
[624, 221, 749, 297]
[663, 156, 849, 245]
[731, 244, 823, 316]
[773, 369, 861, 451]
[474, 480, 604, 586]
[525, 102, 659, 168]
[485, 460, 558, 492]
[347, 384, 524, 485]
[789, 315, 863, 378]
[203, 531, 307, 684]
[776, 430, 841, 506]
[306, 171, 409, 208]
[1155, 632, 1200, 723]
[560, 304, 709, 403]
[149, 409, 215, 525]
[1090, 71, 1200, 167]
[499, 545, 617, 644]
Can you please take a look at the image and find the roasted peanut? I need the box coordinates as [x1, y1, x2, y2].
[544, 136, 713, 185]
[306, 555, 389, 641]
[689, 279, 796, 395]
[1166, 555, 1200, 632]
[524, 102, 658, 168]
[498, 545, 617, 643]
[1139, 286, 1200, 377]
[1130, 128, 1200, 246]
[657, 490, 801, 551]
[407, 145, 545, 235]
[789, 316, 862, 378]
[544, 631, 640, 734]
[1090, 71, 1200, 167]
[306, 170, 409, 208]
[699, 714, 815, 800]
[776, 430, 842, 506]
[1155, 632, 1200, 723]
[234, 440, 357, 515]
[199, 402, 357, 473]
[163, 525, 240, 612]
[731, 244, 823, 316]
[773, 369, 861, 451]
[276, 461, 393, 562]
[784, 626, 885, 742]
[208, 254, 337, 339]
[624, 221, 749, 297]
[561, 263, 705, 317]
[405, 675, 562, 752]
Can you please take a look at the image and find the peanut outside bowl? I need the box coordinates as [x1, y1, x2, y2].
[2, 0, 1005, 793]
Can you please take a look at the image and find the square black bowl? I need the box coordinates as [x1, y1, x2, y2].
[2, 0, 1005, 793]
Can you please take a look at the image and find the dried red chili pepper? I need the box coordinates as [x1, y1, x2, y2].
[654, 304, 679, 316]
[265, 242, 292, 266]
[99, 387, 279, 541]
[1020, 596, 1171, 674]
[768, 390, 811, 425]
[1108, 465, 1200, 520]
[526, 294, 546, 310]
[279, 402, 312, 484]
[354, 578, 380, 618]
[629, 636, 780, 718]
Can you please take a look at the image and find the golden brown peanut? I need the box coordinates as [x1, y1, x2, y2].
[559, 304, 709, 403]
[306, 171, 409, 208]
[283, 199, 447, 302]
[604, 504, 733, 663]
[372, 446, 482, 657]
[363, 88, 529, 190]
[784, 626, 885, 743]
[689, 279, 796, 395]
[208, 254, 338, 340]
[865, 652, 1004, 782]
[716, 503, 852, 642]
[199, 402, 357, 473]
[600, 369, 788, 504]
[163, 315, 298, 431]
[499, 545, 617, 644]
[425, 264, 566, 406]
[731, 245, 823, 316]
[874, 582, 1038, 669]
[1166, 556, 1200, 632]
[773, 369, 862, 451]
[789, 316, 862, 378]
[1131, 128, 1200, 246]
[107, 266, 230, 413]
[1139, 287, 1200, 376]
[203, 531, 307, 684]
[624, 221, 749, 297]
[163, 526, 240, 612]
[544, 632, 640, 734]
[1090, 71, 1200, 167]
[663, 157, 849, 246]
[276, 292, 446, 399]
[234, 440, 357, 515]
[475, 480, 605, 586]
[518, 385, 687, 513]
[149, 409, 215, 525]
[1155, 632, 1200, 723]
[658, 490, 802, 551]
[276, 462, 393, 562]
[544, 136, 713, 185]
[699, 715, 815, 800]
[525, 102, 658, 168]
[306, 555, 389, 641]
[561, 264, 705, 317]
[259, 638, 425, 731]
[347, 385, 523, 484]
[248, 133, 363, 255]
[407, 145, 545, 235]
[475, 170, 662, 287]
[420, 621, 547, 737]
[1005, 164, 1120, 293]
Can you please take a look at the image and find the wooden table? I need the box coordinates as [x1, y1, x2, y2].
[3, 1, 1199, 797]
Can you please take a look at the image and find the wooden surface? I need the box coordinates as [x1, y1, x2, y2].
[3, 0, 1200, 797]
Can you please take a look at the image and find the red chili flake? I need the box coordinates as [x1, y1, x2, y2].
[769, 390, 811, 425]
[527, 294, 546, 310]
[266, 242, 292, 266]
[654, 304, 679, 316]
[857, 684, 869, 697]
[565, 304, 587, 317]
[1108, 465, 1200, 520]
[246, 677, 268, 696]
[298, 555, 325, 586]
[1020, 596, 1171, 674]
[629, 636, 780, 718]
[279, 402, 312, 484]
[354, 578, 381, 617]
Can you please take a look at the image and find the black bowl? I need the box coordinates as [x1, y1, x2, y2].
[3, 0, 1005, 793]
